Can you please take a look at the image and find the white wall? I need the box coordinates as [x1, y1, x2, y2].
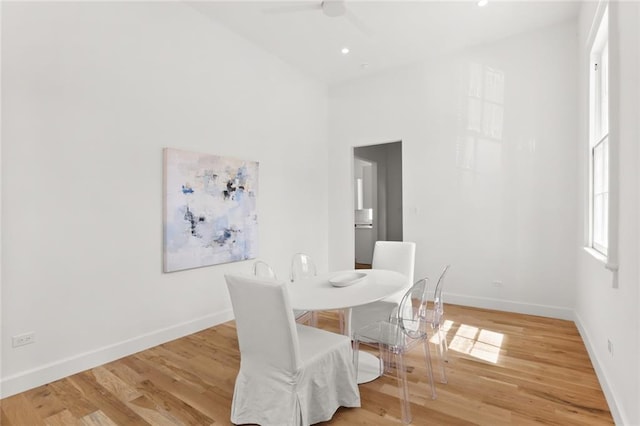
[1, 2, 329, 397]
[329, 21, 578, 319]
[575, 2, 640, 424]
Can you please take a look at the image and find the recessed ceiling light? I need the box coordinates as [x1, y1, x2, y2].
[477, 0, 489, 7]
[341, 47, 350, 55]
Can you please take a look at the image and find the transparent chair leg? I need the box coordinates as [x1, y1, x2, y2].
[338, 309, 346, 334]
[394, 351, 412, 425]
[438, 325, 448, 383]
[353, 339, 361, 383]
[432, 324, 447, 384]
[378, 344, 392, 374]
[422, 339, 437, 399]
[440, 323, 449, 362]
[438, 331, 448, 383]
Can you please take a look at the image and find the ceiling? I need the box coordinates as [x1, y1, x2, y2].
[189, 0, 581, 86]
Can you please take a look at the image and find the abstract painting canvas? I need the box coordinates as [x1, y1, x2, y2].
[163, 148, 259, 272]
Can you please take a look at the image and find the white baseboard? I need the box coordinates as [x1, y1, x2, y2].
[573, 312, 626, 426]
[445, 293, 574, 320]
[0, 309, 234, 399]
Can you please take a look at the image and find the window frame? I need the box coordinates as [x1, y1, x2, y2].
[588, 7, 609, 257]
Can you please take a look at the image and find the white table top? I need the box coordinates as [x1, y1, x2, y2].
[288, 269, 407, 311]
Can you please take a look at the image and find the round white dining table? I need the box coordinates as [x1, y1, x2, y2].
[287, 268, 407, 384]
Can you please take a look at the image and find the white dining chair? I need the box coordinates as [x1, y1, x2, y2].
[346, 241, 416, 338]
[225, 274, 360, 426]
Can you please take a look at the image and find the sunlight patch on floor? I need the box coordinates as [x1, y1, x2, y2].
[449, 323, 504, 364]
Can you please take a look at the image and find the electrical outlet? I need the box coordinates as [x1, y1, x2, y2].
[492, 280, 503, 288]
[607, 339, 613, 356]
[12, 332, 35, 348]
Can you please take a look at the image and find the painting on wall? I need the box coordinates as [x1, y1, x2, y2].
[163, 148, 259, 272]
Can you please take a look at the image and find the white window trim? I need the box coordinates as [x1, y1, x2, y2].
[588, 6, 609, 256]
[585, 1, 619, 287]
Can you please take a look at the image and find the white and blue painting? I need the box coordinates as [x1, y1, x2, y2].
[163, 148, 259, 272]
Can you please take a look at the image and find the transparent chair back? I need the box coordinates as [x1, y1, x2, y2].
[253, 260, 277, 280]
[289, 253, 317, 326]
[290, 253, 317, 282]
[433, 264, 450, 320]
[397, 278, 429, 340]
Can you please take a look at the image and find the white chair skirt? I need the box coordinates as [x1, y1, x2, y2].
[230, 324, 360, 426]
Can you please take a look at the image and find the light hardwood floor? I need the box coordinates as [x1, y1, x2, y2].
[1, 305, 613, 425]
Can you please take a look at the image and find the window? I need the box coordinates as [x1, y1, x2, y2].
[589, 7, 609, 256]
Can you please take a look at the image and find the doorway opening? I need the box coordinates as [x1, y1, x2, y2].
[353, 141, 403, 268]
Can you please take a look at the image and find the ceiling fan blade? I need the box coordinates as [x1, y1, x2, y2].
[263, 3, 322, 15]
[345, 9, 373, 37]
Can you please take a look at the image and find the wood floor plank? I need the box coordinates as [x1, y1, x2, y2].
[23, 385, 68, 422]
[67, 372, 149, 426]
[102, 360, 144, 386]
[128, 355, 229, 422]
[118, 357, 215, 426]
[44, 409, 79, 426]
[90, 367, 142, 403]
[126, 395, 185, 426]
[1, 408, 14, 426]
[43, 380, 99, 421]
[0, 304, 614, 425]
[80, 410, 119, 426]
[1, 393, 46, 425]
[136, 347, 211, 393]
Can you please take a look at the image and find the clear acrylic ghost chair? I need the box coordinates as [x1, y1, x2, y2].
[346, 241, 416, 338]
[253, 260, 313, 326]
[290, 253, 318, 327]
[421, 264, 451, 383]
[253, 260, 277, 280]
[353, 277, 436, 425]
[290, 252, 317, 281]
[225, 274, 360, 425]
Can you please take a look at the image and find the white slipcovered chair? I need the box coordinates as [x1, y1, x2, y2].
[225, 274, 360, 426]
[346, 241, 416, 338]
